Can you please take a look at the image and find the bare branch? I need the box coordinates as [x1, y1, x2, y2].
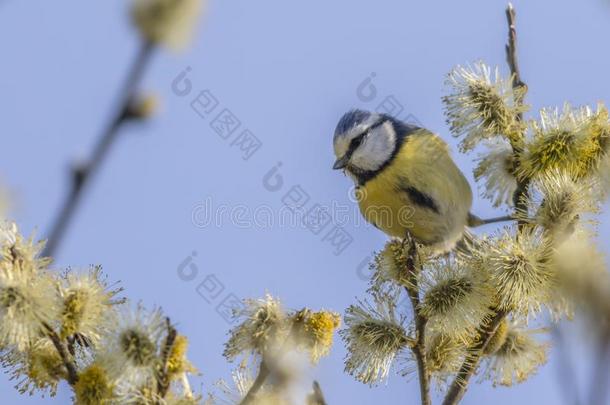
[307, 381, 328, 405]
[505, 2, 526, 116]
[239, 317, 301, 405]
[156, 317, 178, 401]
[442, 5, 530, 404]
[43, 322, 79, 386]
[239, 361, 270, 405]
[441, 310, 507, 405]
[42, 40, 155, 258]
[504, 3, 530, 214]
[403, 235, 431, 405]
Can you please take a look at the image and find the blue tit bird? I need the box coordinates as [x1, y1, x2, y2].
[332, 109, 506, 253]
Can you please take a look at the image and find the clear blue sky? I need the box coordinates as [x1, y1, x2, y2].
[1, 0, 609, 404]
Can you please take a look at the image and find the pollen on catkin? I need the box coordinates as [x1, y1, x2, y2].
[370, 240, 411, 291]
[3, 338, 66, 397]
[223, 294, 286, 360]
[425, 333, 464, 385]
[58, 266, 123, 346]
[443, 62, 527, 152]
[471, 227, 554, 316]
[482, 321, 548, 387]
[419, 257, 494, 344]
[340, 295, 411, 385]
[519, 103, 610, 181]
[74, 364, 114, 405]
[577, 103, 610, 172]
[167, 334, 197, 377]
[293, 309, 341, 363]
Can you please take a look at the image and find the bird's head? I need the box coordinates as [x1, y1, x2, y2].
[332, 109, 399, 181]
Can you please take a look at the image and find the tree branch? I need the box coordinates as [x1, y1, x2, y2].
[156, 317, 178, 401]
[441, 310, 507, 405]
[240, 360, 271, 405]
[505, 2, 530, 215]
[307, 381, 328, 405]
[505, 3, 526, 110]
[43, 322, 79, 386]
[42, 39, 155, 258]
[239, 317, 301, 405]
[403, 235, 431, 405]
[442, 4, 529, 404]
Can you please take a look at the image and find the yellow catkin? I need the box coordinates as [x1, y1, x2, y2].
[167, 335, 196, 376]
[74, 365, 114, 405]
[580, 105, 610, 173]
[61, 289, 87, 339]
[25, 343, 66, 394]
[303, 311, 341, 362]
[375, 240, 410, 286]
[427, 334, 462, 374]
[525, 131, 581, 178]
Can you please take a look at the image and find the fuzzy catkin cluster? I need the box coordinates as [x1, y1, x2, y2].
[213, 295, 341, 404]
[0, 221, 338, 405]
[0, 222, 199, 404]
[340, 60, 609, 392]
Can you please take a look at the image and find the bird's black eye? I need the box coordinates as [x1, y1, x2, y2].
[350, 133, 365, 150]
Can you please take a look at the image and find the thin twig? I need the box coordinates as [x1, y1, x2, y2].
[43, 322, 79, 386]
[403, 235, 431, 405]
[240, 361, 271, 405]
[508, 9, 585, 405]
[468, 214, 515, 227]
[442, 310, 507, 405]
[307, 381, 328, 405]
[239, 318, 301, 405]
[505, 2, 530, 216]
[505, 3, 526, 109]
[156, 317, 178, 401]
[42, 40, 155, 258]
[443, 5, 529, 404]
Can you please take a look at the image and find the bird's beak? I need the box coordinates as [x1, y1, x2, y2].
[332, 155, 349, 170]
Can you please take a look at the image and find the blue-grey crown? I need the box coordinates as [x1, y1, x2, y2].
[334, 109, 375, 138]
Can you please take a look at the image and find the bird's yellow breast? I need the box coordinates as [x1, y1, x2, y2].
[357, 130, 472, 246]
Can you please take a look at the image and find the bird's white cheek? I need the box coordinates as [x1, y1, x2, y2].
[372, 138, 394, 163]
[351, 142, 392, 171]
[350, 152, 376, 171]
